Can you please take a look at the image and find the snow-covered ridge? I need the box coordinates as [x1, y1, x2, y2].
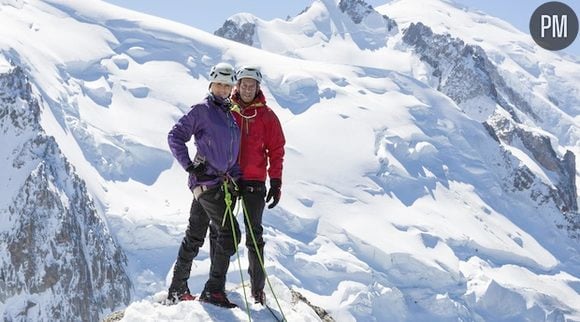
[215, 0, 399, 62]
[400, 22, 579, 222]
[1, 0, 579, 321]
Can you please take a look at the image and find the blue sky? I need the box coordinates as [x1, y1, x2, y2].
[102, 0, 579, 57]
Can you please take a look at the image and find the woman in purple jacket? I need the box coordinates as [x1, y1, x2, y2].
[166, 62, 241, 308]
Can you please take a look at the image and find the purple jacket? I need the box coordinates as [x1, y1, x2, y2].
[168, 95, 241, 189]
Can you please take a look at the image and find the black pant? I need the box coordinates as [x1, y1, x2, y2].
[169, 186, 240, 295]
[239, 181, 266, 293]
[206, 181, 267, 293]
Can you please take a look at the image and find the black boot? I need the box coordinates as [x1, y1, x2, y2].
[166, 288, 195, 305]
[252, 289, 265, 305]
[199, 289, 238, 308]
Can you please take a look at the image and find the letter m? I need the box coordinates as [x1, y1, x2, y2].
[553, 15, 568, 38]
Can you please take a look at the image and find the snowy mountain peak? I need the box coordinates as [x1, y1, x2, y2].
[215, 0, 398, 63]
[338, 0, 395, 30]
[225, 12, 259, 25]
[214, 13, 258, 46]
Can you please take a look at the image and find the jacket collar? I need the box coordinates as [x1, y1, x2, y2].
[207, 93, 232, 113]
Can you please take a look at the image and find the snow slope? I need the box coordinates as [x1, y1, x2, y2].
[221, 0, 580, 219]
[377, 0, 580, 183]
[1, 0, 579, 321]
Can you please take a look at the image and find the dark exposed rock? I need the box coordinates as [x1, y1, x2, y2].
[339, 0, 397, 31]
[0, 64, 38, 131]
[214, 19, 256, 46]
[402, 22, 535, 120]
[101, 310, 124, 322]
[291, 289, 335, 321]
[488, 114, 578, 214]
[0, 62, 132, 321]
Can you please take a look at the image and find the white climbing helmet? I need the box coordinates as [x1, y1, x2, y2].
[209, 62, 236, 86]
[236, 65, 262, 84]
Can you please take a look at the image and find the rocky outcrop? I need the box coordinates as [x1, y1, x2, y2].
[0, 65, 36, 129]
[214, 18, 256, 46]
[291, 289, 335, 321]
[0, 62, 132, 321]
[338, 0, 398, 49]
[402, 22, 537, 120]
[488, 114, 578, 212]
[402, 23, 497, 107]
[339, 0, 397, 31]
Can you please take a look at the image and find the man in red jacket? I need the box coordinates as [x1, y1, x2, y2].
[231, 65, 285, 305]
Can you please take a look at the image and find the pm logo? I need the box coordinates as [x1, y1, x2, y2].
[530, 1, 578, 51]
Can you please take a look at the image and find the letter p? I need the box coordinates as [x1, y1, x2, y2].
[541, 14, 552, 37]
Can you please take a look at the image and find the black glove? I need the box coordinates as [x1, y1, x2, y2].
[186, 162, 206, 177]
[266, 178, 281, 209]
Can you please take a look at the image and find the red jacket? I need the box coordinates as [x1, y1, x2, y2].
[231, 89, 285, 182]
